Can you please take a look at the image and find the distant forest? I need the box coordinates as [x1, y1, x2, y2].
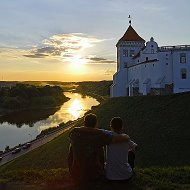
[0, 84, 68, 110]
[76, 81, 112, 96]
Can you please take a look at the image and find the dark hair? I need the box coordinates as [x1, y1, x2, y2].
[110, 117, 123, 131]
[84, 113, 97, 128]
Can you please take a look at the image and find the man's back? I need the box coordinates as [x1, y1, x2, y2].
[69, 127, 112, 182]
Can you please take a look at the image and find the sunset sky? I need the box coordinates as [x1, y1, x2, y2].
[1, 0, 190, 81]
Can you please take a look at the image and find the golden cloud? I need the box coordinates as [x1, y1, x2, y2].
[23, 33, 115, 65]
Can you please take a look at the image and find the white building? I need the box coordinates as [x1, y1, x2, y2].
[111, 24, 190, 97]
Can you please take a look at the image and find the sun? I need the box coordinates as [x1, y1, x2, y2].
[68, 55, 87, 74]
[71, 55, 87, 65]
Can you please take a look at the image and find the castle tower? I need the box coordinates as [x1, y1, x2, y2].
[116, 25, 145, 71]
[111, 24, 145, 97]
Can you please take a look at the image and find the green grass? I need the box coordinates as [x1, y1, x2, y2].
[135, 167, 190, 190]
[0, 129, 72, 171]
[0, 118, 83, 171]
[93, 92, 190, 167]
[75, 81, 112, 102]
[1, 92, 190, 189]
[0, 167, 190, 190]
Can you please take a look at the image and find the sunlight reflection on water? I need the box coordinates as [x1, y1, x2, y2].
[0, 92, 99, 150]
[68, 99, 84, 120]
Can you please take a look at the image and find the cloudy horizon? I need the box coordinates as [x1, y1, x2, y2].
[1, 0, 190, 81]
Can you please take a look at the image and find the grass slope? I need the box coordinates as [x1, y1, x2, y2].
[94, 92, 190, 167]
[1, 92, 190, 189]
[0, 167, 190, 190]
[0, 129, 72, 171]
[1, 92, 190, 168]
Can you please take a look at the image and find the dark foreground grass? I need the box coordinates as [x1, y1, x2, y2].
[0, 167, 190, 190]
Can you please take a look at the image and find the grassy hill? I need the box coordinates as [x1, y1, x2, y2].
[75, 80, 112, 101]
[1, 92, 190, 189]
[94, 92, 190, 167]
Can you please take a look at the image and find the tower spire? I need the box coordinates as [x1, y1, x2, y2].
[128, 15, 132, 25]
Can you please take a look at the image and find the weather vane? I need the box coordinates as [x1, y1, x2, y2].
[128, 15, 132, 25]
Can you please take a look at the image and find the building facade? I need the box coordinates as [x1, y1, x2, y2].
[111, 25, 190, 97]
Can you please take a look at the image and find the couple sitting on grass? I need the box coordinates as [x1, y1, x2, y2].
[68, 113, 137, 186]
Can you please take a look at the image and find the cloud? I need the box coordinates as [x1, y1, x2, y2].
[89, 57, 107, 62]
[23, 33, 115, 65]
[87, 56, 116, 64]
[24, 33, 104, 59]
[0, 48, 28, 60]
[105, 69, 115, 76]
[24, 53, 48, 58]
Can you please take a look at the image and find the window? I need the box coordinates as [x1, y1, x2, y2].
[151, 49, 154, 54]
[124, 62, 128, 68]
[146, 57, 149, 61]
[166, 63, 168, 65]
[180, 53, 186, 63]
[123, 49, 128, 57]
[130, 50, 135, 57]
[181, 68, 187, 79]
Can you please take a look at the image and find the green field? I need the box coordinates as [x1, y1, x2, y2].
[94, 92, 190, 167]
[1, 91, 190, 189]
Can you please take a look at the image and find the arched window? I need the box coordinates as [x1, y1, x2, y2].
[181, 68, 187, 79]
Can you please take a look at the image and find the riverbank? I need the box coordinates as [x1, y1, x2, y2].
[75, 81, 112, 103]
[0, 103, 69, 117]
[0, 92, 99, 152]
[0, 85, 69, 117]
[1, 90, 190, 189]
[1, 92, 190, 169]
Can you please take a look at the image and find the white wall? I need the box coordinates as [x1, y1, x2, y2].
[111, 41, 144, 97]
[172, 51, 190, 93]
[111, 37, 190, 97]
[117, 41, 144, 70]
[158, 51, 173, 84]
[128, 61, 161, 94]
[111, 69, 128, 97]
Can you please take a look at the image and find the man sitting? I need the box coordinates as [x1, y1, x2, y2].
[105, 117, 137, 181]
[68, 114, 130, 185]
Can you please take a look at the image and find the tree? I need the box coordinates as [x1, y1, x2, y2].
[5, 146, 10, 152]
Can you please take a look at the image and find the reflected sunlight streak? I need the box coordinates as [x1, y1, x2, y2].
[68, 99, 84, 120]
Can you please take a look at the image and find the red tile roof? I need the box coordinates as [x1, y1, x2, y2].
[117, 25, 145, 46]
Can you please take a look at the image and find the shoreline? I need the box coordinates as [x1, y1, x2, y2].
[0, 92, 100, 152]
[0, 97, 70, 118]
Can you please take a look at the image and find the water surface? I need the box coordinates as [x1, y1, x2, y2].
[0, 92, 99, 151]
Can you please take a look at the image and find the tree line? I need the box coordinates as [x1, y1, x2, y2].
[0, 84, 68, 110]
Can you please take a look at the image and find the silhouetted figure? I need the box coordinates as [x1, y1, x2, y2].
[105, 117, 137, 181]
[68, 114, 130, 189]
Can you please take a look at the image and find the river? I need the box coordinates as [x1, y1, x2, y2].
[0, 92, 99, 151]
